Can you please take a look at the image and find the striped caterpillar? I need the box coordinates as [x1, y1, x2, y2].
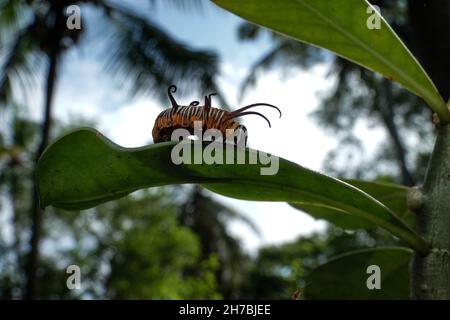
[152, 85, 281, 144]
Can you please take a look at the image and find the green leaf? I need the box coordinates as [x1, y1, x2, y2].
[212, 0, 449, 123]
[36, 128, 427, 254]
[290, 180, 414, 230]
[346, 179, 415, 227]
[305, 247, 412, 299]
[290, 202, 373, 230]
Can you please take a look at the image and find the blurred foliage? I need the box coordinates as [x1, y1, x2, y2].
[0, 113, 222, 299]
[0, 113, 251, 299]
[39, 190, 222, 299]
[179, 186, 258, 298]
[0, 0, 225, 107]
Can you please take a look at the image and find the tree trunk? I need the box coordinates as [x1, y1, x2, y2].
[24, 48, 59, 300]
[368, 76, 415, 186]
[411, 123, 450, 299]
[407, 0, 450, 300]
[379, 80, 415, 186]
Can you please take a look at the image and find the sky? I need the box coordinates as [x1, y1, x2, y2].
[23, 0, 386, 253]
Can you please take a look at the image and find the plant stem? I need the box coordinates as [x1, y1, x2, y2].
[412, 123, 450, 299]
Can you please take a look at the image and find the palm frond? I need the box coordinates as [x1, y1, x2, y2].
[0, 0, 28, 33]
[202, 193, 261, 237]
[0, 21, 42, 106]
[237, 22, 261, 41]
[239, 42, 285, 102]
[239, 39, 324, 101]
[95, 2, 226, 106]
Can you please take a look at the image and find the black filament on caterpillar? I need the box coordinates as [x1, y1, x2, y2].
[152, 85, 281, 145]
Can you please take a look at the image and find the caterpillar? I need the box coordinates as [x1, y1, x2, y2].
[152, 85, 281, 144]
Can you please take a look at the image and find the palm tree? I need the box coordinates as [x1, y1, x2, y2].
[0, 114, 39, 299]
[0, 0, 223, 299]
[179, 186, 260, 298]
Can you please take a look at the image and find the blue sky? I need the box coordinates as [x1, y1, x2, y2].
[23, 0, 387, 252]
